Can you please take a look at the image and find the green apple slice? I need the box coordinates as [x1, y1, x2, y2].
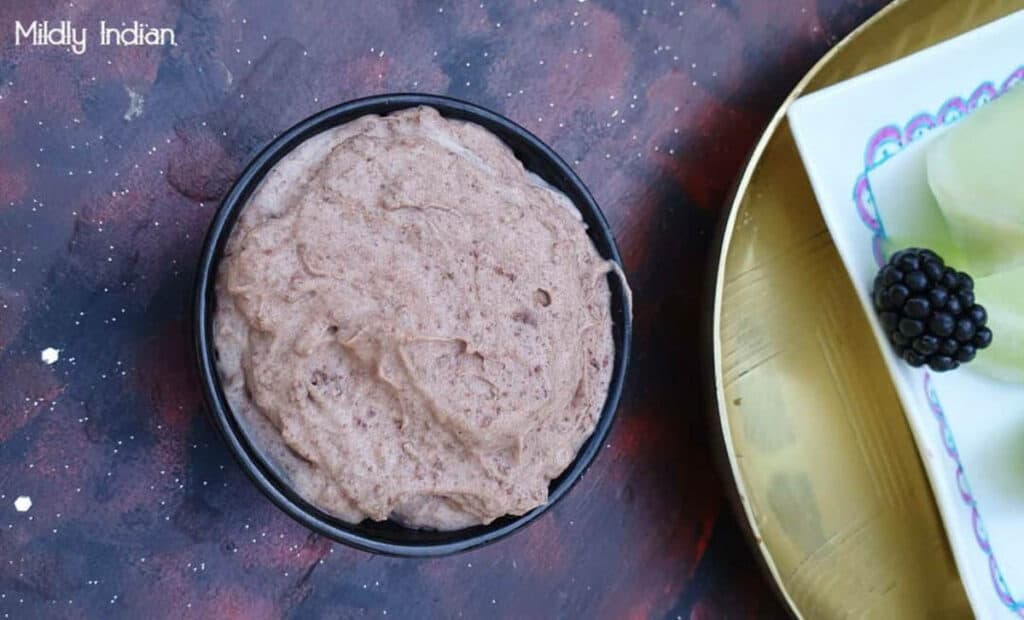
[927, 85, 1024, 277]
[868, 127, 965, 268]
[973, 265, 1024, 383]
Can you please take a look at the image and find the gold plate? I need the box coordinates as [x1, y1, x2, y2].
[712, 0, 1024, 617]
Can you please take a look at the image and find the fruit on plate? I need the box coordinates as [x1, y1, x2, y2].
[871, 86, 1024, 378]
[926, 85, 1024, 277]
[873, 248, 992, 373]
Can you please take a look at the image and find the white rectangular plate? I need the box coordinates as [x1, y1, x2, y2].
[788, 10, 1024, 620]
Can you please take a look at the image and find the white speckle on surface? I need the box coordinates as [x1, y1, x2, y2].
[123, 87, 145, 121]
[41, 348, 60, 364]
[14, 497, 31, 512]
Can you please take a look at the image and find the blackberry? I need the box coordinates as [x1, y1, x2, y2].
[872, 248, 992, 373]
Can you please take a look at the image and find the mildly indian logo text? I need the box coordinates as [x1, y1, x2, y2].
[14, 20, 176, 56]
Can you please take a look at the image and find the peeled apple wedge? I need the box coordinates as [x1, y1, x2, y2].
[973, 265, 1024, 383]
[868, 129, 965, 270]
[926, 85, 1024, 277]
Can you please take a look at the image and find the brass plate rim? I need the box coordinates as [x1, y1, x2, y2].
[709, 1, 908, 617]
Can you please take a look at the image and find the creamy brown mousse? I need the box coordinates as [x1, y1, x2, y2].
[213, 106, 615, 530]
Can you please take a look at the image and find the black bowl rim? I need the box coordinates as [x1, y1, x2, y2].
[193, 93, 632, 557]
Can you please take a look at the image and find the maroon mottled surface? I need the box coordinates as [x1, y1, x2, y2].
[0, 1, 886, 618]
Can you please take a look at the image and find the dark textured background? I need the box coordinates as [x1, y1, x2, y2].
[0, 1, 886, 617]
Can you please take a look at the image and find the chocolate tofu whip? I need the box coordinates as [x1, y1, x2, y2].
[214, 106, 617, 530]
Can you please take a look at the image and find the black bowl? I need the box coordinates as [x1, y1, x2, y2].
[194, 93, 632, 557]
